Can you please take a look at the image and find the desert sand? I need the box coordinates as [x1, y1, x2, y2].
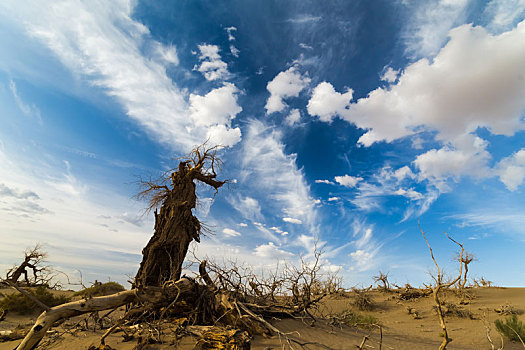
[1, 286, 525, 349]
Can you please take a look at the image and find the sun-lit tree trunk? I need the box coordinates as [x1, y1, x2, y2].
[134, 146, 225, 287]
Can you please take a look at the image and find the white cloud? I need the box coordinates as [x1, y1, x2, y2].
[315, 179, 334, 185]
[307, 82, 352, 123]
[152, 41, 179, 65]
[269, 226, 288, 236]
[414, 135, 492, 182]
[189, 83, 241, 127]
[254, 242, 294, 259]
[188, 83, 242, 147]
[285, 109, 301, 126]
[380, 66, 399, 83]
[286, 15, 321, 24]
[299, 43, 313, 50]
[334, 174, 363, 188]
[484, 0, 525, 33]
[0, 146, 151, 286]
[228, 195, 262, 221]
[238, 222, 248, 227]
[402, 0, 470, 58]
[496, 149, 525, 191]
[349, 249, 375, 270]
[265, 66, 311, 114]
[0, 1, 241, 152]
[350, 166, 437, 219]
[393, 166, 415, 182]
[328, 197, 340, 202]
[241, 120, 316, 227]
[229, 45, 240, 57]
[195, 44, 230, 81]
[9, 80, 42, 125]
[342, 21, 525, 147]
[283, 217, 302, 225]
[205, 124, 242, 148]
[225, 26, 237, 41]
[394, 188, 424, 200]
[222, 228, 241, 237]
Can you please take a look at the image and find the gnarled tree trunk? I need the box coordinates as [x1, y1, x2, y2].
[134, 146, 225, 287]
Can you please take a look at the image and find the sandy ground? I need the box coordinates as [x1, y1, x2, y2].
[1, 287, 525, 349]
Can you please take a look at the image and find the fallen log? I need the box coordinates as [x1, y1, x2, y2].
[16, 278, 196, 350]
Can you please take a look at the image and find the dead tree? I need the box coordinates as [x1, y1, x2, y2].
[4, 245, 53, 287]
[456, 252, 475, 289]
[134, 145, 225, 287]
[373, 271, 391, 291]
[419, 221, 465, 350]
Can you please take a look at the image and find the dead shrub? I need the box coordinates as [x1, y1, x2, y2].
[352, 288, 374, 311]
[433, 301, 474, 319]
[0, 286, 70, 315]
[494, 303, 524, 316]
[74, 281, 125, 298]
[328, 309, 379, 329]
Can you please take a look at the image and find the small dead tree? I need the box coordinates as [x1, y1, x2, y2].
[134, 144, 226, 287]
[419, 221, 465, 350]
[458, 252, 476, 288]
[373, 271, 391, 291]
[4, 244, 54, 287]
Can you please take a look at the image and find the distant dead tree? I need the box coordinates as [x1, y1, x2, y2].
[456, 252, 475, 289]
[419, 221, 465, 350]
[4, 244, 54, 287]
[373, 271, 391, 291]
[134, 144, 226, 287]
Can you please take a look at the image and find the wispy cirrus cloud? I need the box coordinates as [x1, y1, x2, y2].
[1, 0, 241, 151]
[240, 120, 317, 229]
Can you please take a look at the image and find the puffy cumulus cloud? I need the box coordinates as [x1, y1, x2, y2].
[307, 82, 352, 123]
[265, 66, 311, 114]
[189, 83, 241, 127]
[188, 83, 242, 147]
[222, 228, 241, 237]
[283, 217, 302, 225]
[254, 242, 294, 259]
[241, 120, 317, 227]
[414, 135, 492, 183]
[334, 174, 363, 188]
[402, 0, 469, 58]
[496, 149, 525, 191]
[195, 44, 230, 81]
[328, 197, 340, 202]
[205, 124, 241, 147]
[310, 21, 525, 147]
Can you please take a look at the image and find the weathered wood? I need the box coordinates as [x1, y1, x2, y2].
[135, 146, 225, 287]
[16, 278, 196, 350]
[187, 326, 251, 350]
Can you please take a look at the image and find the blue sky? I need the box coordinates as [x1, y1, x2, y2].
[1, 0, 525, 288]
